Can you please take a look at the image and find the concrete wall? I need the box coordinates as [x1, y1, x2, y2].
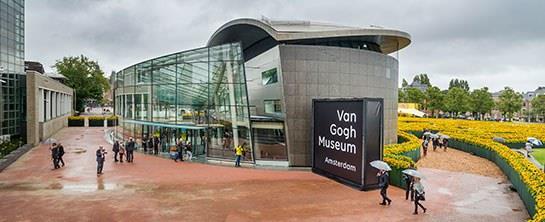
[278, 45, 399, 166]
[26, 71, 73, 146]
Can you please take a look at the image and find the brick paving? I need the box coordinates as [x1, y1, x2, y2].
[0, 127, 529, 221]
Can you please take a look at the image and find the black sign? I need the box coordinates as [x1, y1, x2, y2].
[312, 98, 383, 190]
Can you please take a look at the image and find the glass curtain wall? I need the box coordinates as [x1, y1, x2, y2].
[113, 43, 253, 162]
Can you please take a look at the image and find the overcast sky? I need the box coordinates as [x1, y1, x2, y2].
[25, 0, 545, 92]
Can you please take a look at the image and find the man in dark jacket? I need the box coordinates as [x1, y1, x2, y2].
[378, 170, 392, 205]
[112, 141, 120, 162]
[50, 143, 60, 169]
[153, 136, 160, 155]
[96, 146, 106, 175]
[403, 174, 414, 201]
[57, 143, 65, 167]
[142, 137, 148, 153]
[126, 138, 135, 163]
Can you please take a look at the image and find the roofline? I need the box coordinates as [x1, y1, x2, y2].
[207, 18, 411, 54]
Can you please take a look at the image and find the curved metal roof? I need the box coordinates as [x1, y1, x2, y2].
[207, 18, 411, 55]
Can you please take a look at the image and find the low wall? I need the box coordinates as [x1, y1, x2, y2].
[39, 115, 69, 142]
[0, 144, 32, 172]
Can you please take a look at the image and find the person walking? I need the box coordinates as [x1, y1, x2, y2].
[112, 141, 120, 162]
[118, 143, 125, 163]
[403, 173, 414, 201]
[234, 143, 245, 167]
[142, 137, 148, 153]
[50, 143, 60, 169]
[126, 137, 135, 163]
[147, 138, 153, 154]
[413, 178, 427, 214]
[432, 137, 439, 152]
[153, 136, 160, 155]
[443, 138, 449, 151]
[377, 170, 392, 205]
[96, 146, 107, 175]
[186, 141, 193, 161]
[57, 143, 66, 167]
[174, 140, 184, 162]
[422, 139, 429, 157]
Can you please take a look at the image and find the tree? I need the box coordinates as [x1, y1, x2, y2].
[469, 87, 494, 120]
[449, 79, 470, 91]
[444, 87, 470, 116]
[531, 95, 545, 122]
[426, 86, 444, 117]
[398, 88, 407, 102]
[54, 55, 110, 112]
[401, 78, 408, 88]
[497, 87, 523, 121]
[405, 88, 425, 108]
[413, 74, 431, 87]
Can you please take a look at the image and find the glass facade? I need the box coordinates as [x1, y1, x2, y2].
[114, 43, 254, 162]
[0, 0, 25, 140]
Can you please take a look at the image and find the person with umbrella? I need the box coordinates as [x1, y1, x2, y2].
[440, 135, 450, 151]
[413, 177, 427, 214]
[371, 160, 392, 206]
[422, 138, 429, 157]
[57, 143, 65, 167]
[524, 142, 533, 158]
[402, 165, 416, 201]
[49, 143, 60, 169]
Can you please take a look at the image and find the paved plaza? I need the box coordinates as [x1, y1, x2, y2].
[0, 127, 529, 221]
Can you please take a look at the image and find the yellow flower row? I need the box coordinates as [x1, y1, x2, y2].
[397, 117, 545, 221]
[383, 130, 421, 169]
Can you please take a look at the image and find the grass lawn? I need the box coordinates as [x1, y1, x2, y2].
[533, 149, 545, 166]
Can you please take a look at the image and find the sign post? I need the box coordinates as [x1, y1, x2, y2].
[311, 98, 383, 190]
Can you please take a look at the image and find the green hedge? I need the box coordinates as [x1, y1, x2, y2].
[68, 119, 84, 127]
[88, 119, 104, 127]
[449, 139, 536, 216]
[106, 119, 116, 126]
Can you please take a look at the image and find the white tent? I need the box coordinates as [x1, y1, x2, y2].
[398, 108, 426, 117]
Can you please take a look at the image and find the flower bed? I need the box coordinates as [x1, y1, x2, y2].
[398, 117, 545, 221]
[106, 116, 118, 126]
[383, 131, 422, 187]
[68, 116, 84, 127]
[88, 116, 105, 127]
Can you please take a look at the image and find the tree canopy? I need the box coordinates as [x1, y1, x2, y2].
[449, 78, 470, 91]
[401, 78, 408, 88]
[413, 74, 431, 87]
[405, 87, 426, 107]
[531, 95, 545, 121]
[426, 86, 445, 116]
[54, 55, 110, 112]
[469, 87, 494, 119]
[444, 87, 470, 116]
[497, 87, 523, 120]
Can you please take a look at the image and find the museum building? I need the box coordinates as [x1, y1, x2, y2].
[113, 18, 410, 166]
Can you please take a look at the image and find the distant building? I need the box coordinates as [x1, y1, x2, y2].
[0, 0, 25, 141]
[24, 61, 45, 74]
[43, 72, 68, 84]
[403, 79, 428, 92]
[26, 71, 73, 146]
[491, 87, 544, 122]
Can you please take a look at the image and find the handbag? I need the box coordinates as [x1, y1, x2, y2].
[419, 192, 426, 201]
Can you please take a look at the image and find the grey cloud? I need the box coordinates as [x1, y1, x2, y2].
[25, 0, 545, 92]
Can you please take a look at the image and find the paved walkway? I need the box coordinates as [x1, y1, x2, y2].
[0, 127, 530, 221]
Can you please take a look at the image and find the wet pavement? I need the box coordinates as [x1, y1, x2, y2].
[0, 127, 530, 221]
